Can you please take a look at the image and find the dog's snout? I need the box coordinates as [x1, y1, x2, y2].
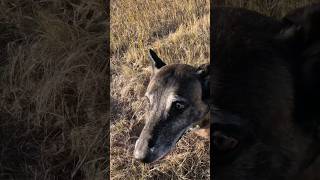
[134, 138, 151, 162]
[134, 149, 147, 162]
[134, 149, 153, 163]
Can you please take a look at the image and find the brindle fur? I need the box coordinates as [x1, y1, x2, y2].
[212, 6, 320, 180]
[134, 62, 209, 163]
[134, 5, 320, 180]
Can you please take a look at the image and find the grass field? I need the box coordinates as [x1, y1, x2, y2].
[110, 0, 210, 179]
[0, 0, 108, 179]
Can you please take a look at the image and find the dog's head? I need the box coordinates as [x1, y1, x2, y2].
[133, 49, 209, 163]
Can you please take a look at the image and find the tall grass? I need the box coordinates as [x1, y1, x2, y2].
[0, 1, 108, 179]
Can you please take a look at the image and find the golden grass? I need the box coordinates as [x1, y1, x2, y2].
[0, 0, 107, 179]
[110, 0, 210, 179]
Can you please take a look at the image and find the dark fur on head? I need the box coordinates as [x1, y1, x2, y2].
[212, 6, 320, 180]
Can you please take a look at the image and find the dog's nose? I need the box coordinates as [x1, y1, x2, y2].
[134, 139, 149, 162]
[134, 149, 154, 163]
[134, 149, 146, 161]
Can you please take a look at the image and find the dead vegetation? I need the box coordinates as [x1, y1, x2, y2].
[0, 0, 108, 179]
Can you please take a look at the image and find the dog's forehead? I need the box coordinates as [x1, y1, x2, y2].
[146, 64, 199, 95]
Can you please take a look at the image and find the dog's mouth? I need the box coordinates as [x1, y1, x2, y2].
[146, 124, 198, 163]
[134, 119, 206, 163]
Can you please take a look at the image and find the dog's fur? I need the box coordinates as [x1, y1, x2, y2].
[134, 5, 320, 180]
[134, 58, 209, 163]
[212, 6, 319, 180]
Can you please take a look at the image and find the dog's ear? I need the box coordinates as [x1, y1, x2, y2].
[279, 4, 320, 135]
[279, 4, 320, 49]
[196, 64, 210, 103]
[278, 4, 320, 82]
[148, 49, 166, 74]
[279, 4, 320, 88]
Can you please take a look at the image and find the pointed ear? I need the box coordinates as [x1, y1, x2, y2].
[278, 4, 320, 80]
[277, 24, 303, 45]
[279, 4, 320, 134]
[148, 49, 166, 73]
[196, 64, 210, 103]
[279, 4, 320, 48]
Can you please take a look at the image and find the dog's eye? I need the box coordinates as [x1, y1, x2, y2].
[172, 101, 187, 112]
[213, 131, 239, 152]
[175, 102, 185, 109]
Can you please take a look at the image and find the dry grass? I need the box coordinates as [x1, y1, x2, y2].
[110, 0, 210, 179]
[0, 0, 108, 179]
